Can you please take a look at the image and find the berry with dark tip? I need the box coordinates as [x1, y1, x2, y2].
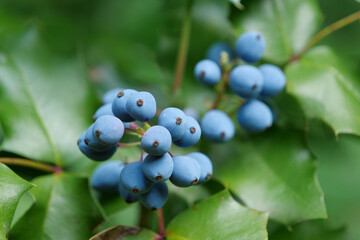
[139, 182, 168, 210]
[102, 88, 123, 104]
[112, 89, 137, 122]
[126, 91, 156, 122]
[237, 99, 273, 132]
[158, 107, 187, 141]
[78, 132, 117, 161]
[92, 115, 124, 145]
[229, 65, 264, 98]
[119, 184, 139, 203]
[91, 160, 124, 192]
[187, 152, 213, 184]
[201, 110, 235, 142]
[206, 42, 235, 64]
[236, 31, 266, 63]
[194, 59, 222, 85]
[141, 126, 172, 156]
[170, 156, 201, 187]
[120, 161, 153, 194]
[85, 125, 114, 151]
[142, 153, 174, 182]
[259, 64, 286, 97]
[174, 116, 201, 147]
[94, 103, 114, 121]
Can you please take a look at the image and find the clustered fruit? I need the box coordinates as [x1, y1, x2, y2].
[78, 89, 213, 210]
[196, 31, 287, 142]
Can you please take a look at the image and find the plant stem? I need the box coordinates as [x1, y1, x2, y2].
[117, 142, 141, 147]
[125, 128, 144, 135]
[0, 157, 61, 173]
[211, 70, 230, 109]
[157, 208, 165, 238]
[292, 10, 360, 61]
[171, 0, 194, 93]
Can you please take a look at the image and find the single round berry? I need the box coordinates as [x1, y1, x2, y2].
[170, 156, 201, 187]
[126, 91, 156, 122]
[92, 115, 124, 145]
[187, 152, 213, 184]
[120, 161, 153, 194]
[91, 160, 124, 192]
[78, 132, 117, 161]
[141, 126, 172, 156]
[206, 42, 235, 64]
[94, 103, 113, 121]
[237, 99, 273, 132]
[235, 31, 266, 63]
[158, 108, 187, 141]
[119, 184, 139, 203]
[112, 89, 137, 122]
[229, 65, 264, 98]
[142, 153, 174, 182]
[174, 116, 201, 147]
[102, 88, 123, 104]
[85, 125, 114, 151]
[259, 64, 286, 97]
[194, 59, 222, 85]
[139, 182, 168, 210]
[201, 110, 235, 142]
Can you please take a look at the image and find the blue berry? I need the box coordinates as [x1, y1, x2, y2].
[158, 108, 187, 141]
[229, 65, 264, 98]
[174, 116, 201, 147]
[139, 182, 168, 210]
[85, 125, 114, 151]
[120, 161, 153, 194]
[102, 88, 123, 104]
[142, 153, 174, 182]
[187, 152, 213, 184]
[126, 91, 156, 122]
[119, 184, 139, 203]
[91, 160, 124, 192]
[237, 99, 273, 132]
[201, 110, 235, 142]
[194, 60, 222, 85]
[112, 89, 137, 122]
[259, 64, 286, 97]
[94, 103, 113, 121]
[235, 31, 266, 63]
[92, 115, 124, 146]
[206, 42, 235, 64]
[170, 156, 201, 187]
[141, 126, 172, 156]
[78, 132, 117, 161]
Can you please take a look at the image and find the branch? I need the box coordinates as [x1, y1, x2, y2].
[0, 157, 61, 173]
[157, 208, 165, 239]
[211, 70, 230, 109]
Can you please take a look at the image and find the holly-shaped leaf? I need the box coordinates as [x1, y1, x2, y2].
[90, 226, 157, 240]
[286, 46, 360, 135]
[0, 163, 33, 240]
[166, 190, 268, 240]
[10, 173, 105, 240]
[214, 129, 327, 225]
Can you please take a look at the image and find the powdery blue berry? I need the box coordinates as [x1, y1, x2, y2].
[120, 161, 153, 194]
[158, 108, 187, 141]
[237, 99, 273, 132]
[112, 89, 137, 122]
[78, 131, 117, 161]
[236, 31, 266, 63]
[139, 182, 168, 210]
[194, 59, 222, 85]
[206, 42, 235, 64]
[141, 126, 172, 156]
[85, 125, 114, 151]
[229, 65, 264, 98]
[92, 115, 124, 145]
[142, 153, 174, 182]
[174, 116, 201, 147]
[102, 88, 123, 104]
[259, 64, 286, 97]
[187, 152, 213, 184]
[119, 184, 139, 203]
[94, 103, 113, 121]
[201, 110, 235, 142]
[126, 91, 156, 122]
[170, 156, 201, 187]
[91, 160, 124, 192]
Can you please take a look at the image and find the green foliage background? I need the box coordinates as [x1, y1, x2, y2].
[0, 0, 359, 239]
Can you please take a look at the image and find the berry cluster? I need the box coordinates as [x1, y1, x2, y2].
[78, 89, 213, 210]
[195, 31, 287, 142]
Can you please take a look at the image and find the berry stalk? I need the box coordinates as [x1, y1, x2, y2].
[211, 69, 230, 109]
[157, 208, 166, 239]
[0, 157, 61, 173]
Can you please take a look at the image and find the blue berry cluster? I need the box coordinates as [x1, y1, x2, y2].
[78, 89, 213, 210]
[194, 31, 287, 142]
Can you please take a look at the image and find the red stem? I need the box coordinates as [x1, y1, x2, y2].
[125, 127, 144, 135]
[157, 208, 165, 238]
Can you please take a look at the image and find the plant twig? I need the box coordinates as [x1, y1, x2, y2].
[171, 0, 194, 93]
[0, 157, 61, 173]
[157, 208, 165, 239]
[292, 11, 360, 61]
[125, 128, 144, 135]
[117, 142, 141, 147]
[211, 70, 230, 109]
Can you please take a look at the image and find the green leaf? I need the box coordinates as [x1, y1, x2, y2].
[90, 226, 157, 240]
[10, 192, 35, 228]
[215, 129, 327, 225]
[286, 46, 360, 135]
[166, 190, 268, 240]
[0, 27, 98, 168]
[10, 173, 105, 240]
[0, 163, 33, 240]
[233, 0, 322, 63]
